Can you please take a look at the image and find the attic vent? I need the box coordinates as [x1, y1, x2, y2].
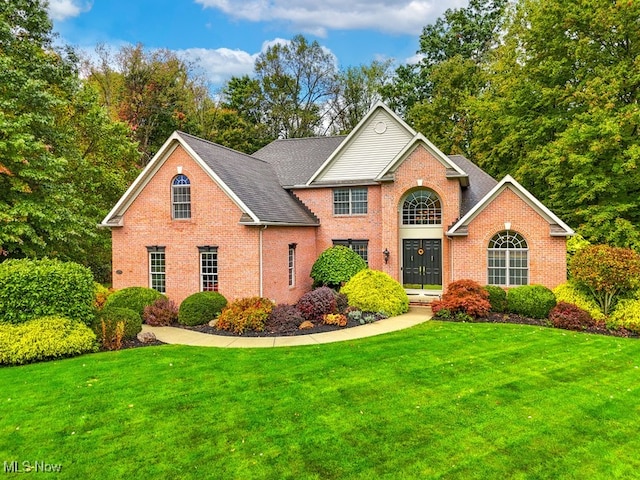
[374, 121, 387, 134]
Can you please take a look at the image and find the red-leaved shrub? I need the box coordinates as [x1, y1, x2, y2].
[143, 298, 179, 326]
[297, 287, 337, 322]
[549, 301, 597, 331]
[265, 304, 305, 333]
[431, 279, 491, 318]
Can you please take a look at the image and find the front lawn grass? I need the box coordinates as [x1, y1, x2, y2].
[2, 321, 640, 479]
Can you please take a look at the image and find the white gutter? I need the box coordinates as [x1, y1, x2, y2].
[259, 225, 267, 297]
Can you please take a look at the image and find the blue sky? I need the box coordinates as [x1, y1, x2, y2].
[49, 0, 468, 91]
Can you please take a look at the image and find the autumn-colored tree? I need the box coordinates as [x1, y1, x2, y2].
[570, 245, 640, 316]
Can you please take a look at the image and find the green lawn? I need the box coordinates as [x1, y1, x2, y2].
[2, 321, 640, 479]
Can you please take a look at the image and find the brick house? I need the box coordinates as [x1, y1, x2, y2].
[100, 102, 573, 305]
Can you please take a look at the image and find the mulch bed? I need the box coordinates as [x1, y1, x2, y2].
[441, 312, 638, 338]
[180, 316, 378, 337]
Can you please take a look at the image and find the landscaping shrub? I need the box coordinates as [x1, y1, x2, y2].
[553, 282, 606, 321]
[570, 244, 640, 315]
[265, 304, 305, 332]
[335, 292, 349, 313]
[94, 283, 114, 310]
[0, 316, 97, 365]
[323, 313, 347, 327]
[549, 302, 598, 331]
[216, 297, 274, 334]
[0, 258, 95, 325]
[143, 298, 179, 326]
[296, 287, 337, 322]
[431, 280, 491, 318]
[507, 285, 556, 319]
[310, 245, 367, 288]
[93, 307, 142, 340]
[341, 269, 409, 317]
[178, 291, 228, 326]
[608, 299, 640, 333]
[484, 285, 507, 313]
[104, 287, 166, 317]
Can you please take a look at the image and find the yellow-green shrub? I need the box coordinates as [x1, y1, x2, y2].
[608, 299, 640, 333]
[216, 297, 274, 334]
[553, 282, 605, 321]
[0, 317, 97, 365]
[341, 269, 409, 317]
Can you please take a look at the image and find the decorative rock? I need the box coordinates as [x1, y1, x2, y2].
[299, 320, 314, 330]
[208, 319, 218, 327]
[137, 331, 157, 343]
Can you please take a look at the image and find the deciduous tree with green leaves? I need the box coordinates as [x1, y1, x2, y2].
[570, 245, 640, 316]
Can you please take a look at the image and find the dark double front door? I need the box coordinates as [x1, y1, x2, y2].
[402, 239, 442, 288]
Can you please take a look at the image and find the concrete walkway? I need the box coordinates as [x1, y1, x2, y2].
[141, 306, 432, 348]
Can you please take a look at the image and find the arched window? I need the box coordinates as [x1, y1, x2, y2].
[402, 190, 442, 225]
[172, 174, 191, 219]
[488, 231, 528, 286]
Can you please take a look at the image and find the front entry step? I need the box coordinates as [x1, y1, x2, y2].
[406, 289, 442, 305]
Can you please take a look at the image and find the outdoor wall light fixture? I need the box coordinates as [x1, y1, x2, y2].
[383, 248, 390, 264]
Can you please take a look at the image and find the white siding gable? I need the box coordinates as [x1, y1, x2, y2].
[315, 110, 414, 183]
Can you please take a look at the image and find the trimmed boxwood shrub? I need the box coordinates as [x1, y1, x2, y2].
[178, 291, 228, 326]
[216, 297, 274, 334]
[341, 269, 409, 317]
[0, 258, 95, 325]
[93, 307, 142, 340]
[549, 302, 597, 331]
[507, 285, 556, 319]
[553, 282, 605, 321]
[432, 280, 491, 318]
[296, 287, 337, 322]
[484, 285, 507, 313]
[310, 245, 367, 289]
[104, 287, 166, 317]
[0, 316, 97, 365]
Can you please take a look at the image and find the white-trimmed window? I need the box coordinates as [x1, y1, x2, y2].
[488, 231, 528, 286]
[172, 174, 191, 219]
[199, 246, 218, 291]
[288, 243, 296, 287]
[147, 246, 166, 293]
[333, 239, 369, 265]
[333, 187, 367, 215]
[402, 189, 442, 225]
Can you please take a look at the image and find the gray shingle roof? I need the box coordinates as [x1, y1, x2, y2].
[177, 132, 319, 225]
[447, 154, 498, 217]
[252, 136, 346, 186]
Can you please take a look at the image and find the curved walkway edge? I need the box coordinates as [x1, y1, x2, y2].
[141, 306, 432, 348]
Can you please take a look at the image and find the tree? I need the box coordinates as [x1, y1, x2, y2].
[570, 245, 640, 316]
[471, 0, 640, 246]
[326, 60, 393, 134]
[381, 0, 507, 116]
[0, 1, 139, 281]
[254, 35, 338, 138]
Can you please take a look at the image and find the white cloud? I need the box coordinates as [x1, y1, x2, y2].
[47, 0, 92, 21]
[194, 0, 468, 36]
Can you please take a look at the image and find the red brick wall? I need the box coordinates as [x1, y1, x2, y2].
[112, 144, 257, 304]
[261, 226, 317, 304]
[450, 187, 567, 289]
[293, 186, 385, 270]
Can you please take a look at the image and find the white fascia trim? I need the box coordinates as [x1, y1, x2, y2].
[100, 131, 261, 226]
[376, 133, 467, 181]
[306, 101, 417, 186]
[446, 175, 575, 236]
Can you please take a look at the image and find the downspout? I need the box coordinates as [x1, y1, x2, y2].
[259, 225, 267, 297]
